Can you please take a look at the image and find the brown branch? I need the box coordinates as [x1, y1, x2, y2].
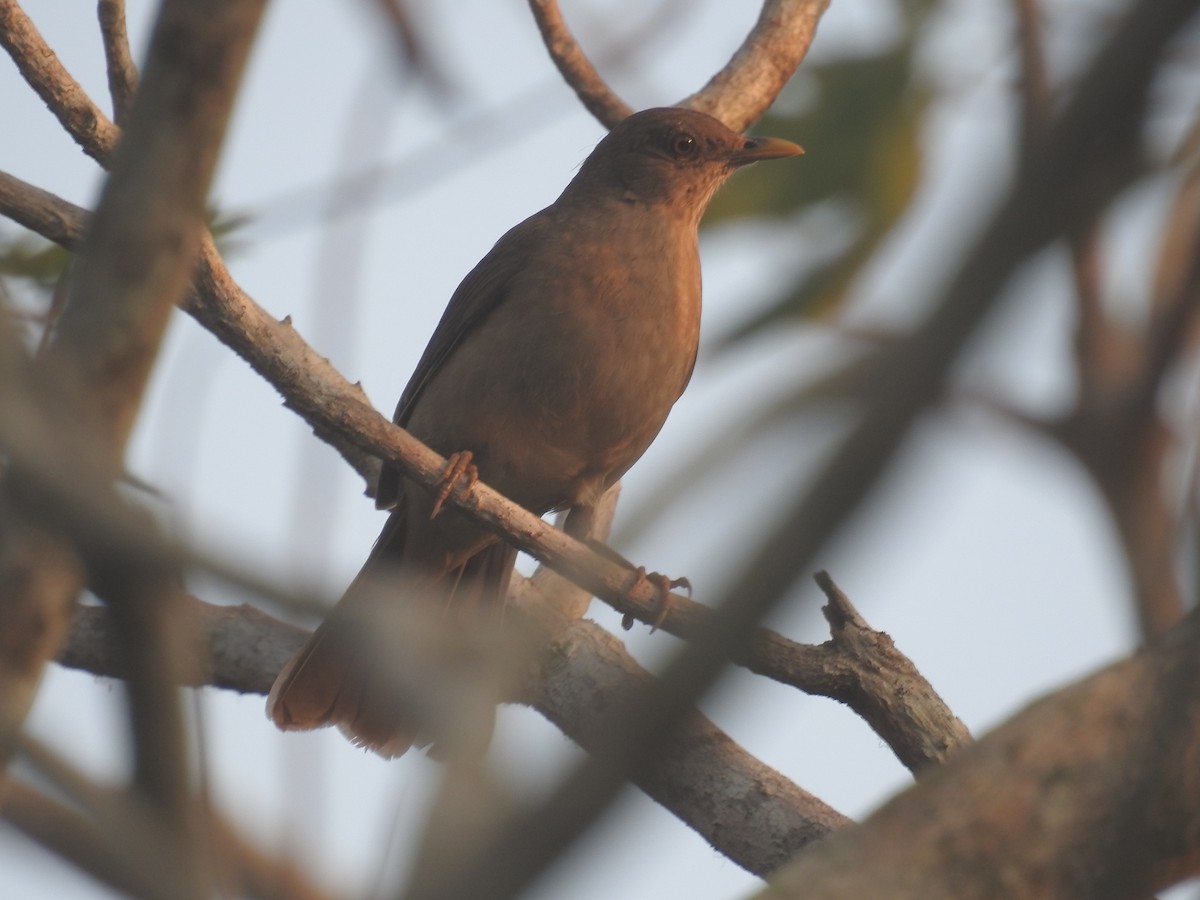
[97, 0, 139, 126]
[812, 572, 971, 772]
[527, 0, 633, 127]
[3, 780, 186, 900]
[4, 756, 339, 900]
[0, 2, 267, 895]
[520, 609, 851, 876]
[45, 0, 266, 452]
[57, 590, 850, 879]
[529, 0, 826, 134]
[0, 0, 120, 165]
[681, 0, 828, 132]
[1012, 0, 1051, 156]
[756, 609, 1200, 899]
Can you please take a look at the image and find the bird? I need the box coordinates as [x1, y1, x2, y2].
[267, 106, 802, 757]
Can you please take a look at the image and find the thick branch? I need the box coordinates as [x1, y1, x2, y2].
[58, 592, 850, 878]
[46, 0, 267, 452]
[1, 2, 267, 893]
[682, 0, 828, 132]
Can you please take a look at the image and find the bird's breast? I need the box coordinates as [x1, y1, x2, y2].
[408, 209, 703, 513]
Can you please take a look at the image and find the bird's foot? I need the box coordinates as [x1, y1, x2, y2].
[621, 566, 692, 633]
[430, 451, 478, 519]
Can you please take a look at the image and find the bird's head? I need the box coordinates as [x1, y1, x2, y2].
[568, 107, 802, 222]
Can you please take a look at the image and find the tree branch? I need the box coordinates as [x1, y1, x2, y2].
[527, 0, 633, 127]
[756, 609, 1200, 898]
[682, 0, 829, 132]
[0, 0, 120, 165]
[97, 0, 138, 126]
[57, 590, 850, 878]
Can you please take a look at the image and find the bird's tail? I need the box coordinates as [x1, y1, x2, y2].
[266, 512, 516, 758]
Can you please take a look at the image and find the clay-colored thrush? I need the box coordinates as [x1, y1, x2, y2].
[268, 107, 802, 756]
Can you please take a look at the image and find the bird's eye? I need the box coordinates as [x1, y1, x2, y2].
[672, 134, 697, 157]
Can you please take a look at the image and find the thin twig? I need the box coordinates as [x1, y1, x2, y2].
[97, 0, 139, 125]
[527, 0, 633, 126]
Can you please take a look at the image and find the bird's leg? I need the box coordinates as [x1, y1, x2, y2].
[561, 507, 689, 632]
[430, 450, 478, 519]
[622, 566, 691, 632]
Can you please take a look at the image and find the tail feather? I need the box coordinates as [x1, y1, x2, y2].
[266, 519, 516, 759]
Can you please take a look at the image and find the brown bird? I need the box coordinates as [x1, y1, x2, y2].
[267, 107, 802, 756]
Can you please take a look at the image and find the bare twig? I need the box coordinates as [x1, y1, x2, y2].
[0, 0, 121, 165]
[46, 0, 266, 451]
[813, 572, 971, 772]
[522, 610, 851, 877]
[527, 0, 633, 127]
[97, 0, 139, 125]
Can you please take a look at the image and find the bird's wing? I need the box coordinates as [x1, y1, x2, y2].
[375, 209, 552, 509]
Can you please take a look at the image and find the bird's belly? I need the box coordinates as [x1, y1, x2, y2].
[409, 283, 699, 514]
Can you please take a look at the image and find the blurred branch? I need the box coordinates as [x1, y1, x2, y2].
[519, 601, 851, 876]
[3, 781, 187, 900]
[57, 587, 851, 878]
[244, 0, 698, 241]
[528, 0, 634, 126]
[0, 1, 266, 896]
[757, 608, 1200, 898]
[372, 0, 455, 98]
[97, 0, 138, 126]
[421, 0, 1200, 895]
[1012, 0, 1051, 156]
[5, 741, 339, 900]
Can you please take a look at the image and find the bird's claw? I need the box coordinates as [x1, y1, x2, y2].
[430, 451, 478, 519]
[621, 566, 691, 633]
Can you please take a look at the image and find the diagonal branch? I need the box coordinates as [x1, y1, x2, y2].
[0, 0, 121, 165]
[527, 0, 633, 127]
